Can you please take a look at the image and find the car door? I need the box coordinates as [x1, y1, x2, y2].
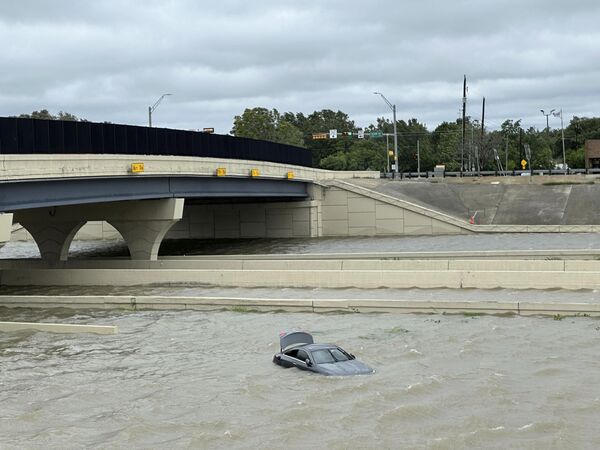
[294, 349, 311, 371]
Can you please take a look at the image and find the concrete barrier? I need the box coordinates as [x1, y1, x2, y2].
[1, 295, 599, 317]
[0, 321, 117, 334]
[1, 263, 599, 290]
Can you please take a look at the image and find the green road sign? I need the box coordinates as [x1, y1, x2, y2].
[370, 131, 383, 138]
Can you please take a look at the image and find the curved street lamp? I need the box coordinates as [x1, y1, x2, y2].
[374, 92, 398, 177]
[148, 93, 173, 128]
[540, 109, 555, 136]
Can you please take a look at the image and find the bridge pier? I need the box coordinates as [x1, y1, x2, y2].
[16, 219, 85, 261]
[14, 199, 184, 262]
[109, 218, 180, 260]
[0, 213, 13, 251]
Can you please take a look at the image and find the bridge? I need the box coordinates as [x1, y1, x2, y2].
[7, 117, 593, 264]
[0, 117, 393, 261]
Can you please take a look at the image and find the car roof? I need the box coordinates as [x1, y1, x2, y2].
[303, 343, 337, 351]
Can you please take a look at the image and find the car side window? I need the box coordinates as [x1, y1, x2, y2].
[286, 349, 299, 359]
[297, 350, 309, 362]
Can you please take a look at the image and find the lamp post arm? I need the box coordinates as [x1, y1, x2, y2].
[375, 92, 393, 111]
[150, 94, 172, 113]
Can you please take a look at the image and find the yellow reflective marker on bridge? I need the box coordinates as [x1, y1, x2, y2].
[131, 162, 144, 173]
[216, 167, 227, 176]
[250, 168, 260, 177]
[287, 171, 294, 179]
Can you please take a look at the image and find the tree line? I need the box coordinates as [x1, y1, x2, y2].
[16, 108, 600, 171]
[232, 107, 600, 171]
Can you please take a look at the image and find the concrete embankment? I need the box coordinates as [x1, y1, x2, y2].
[347, 178, 600, 225]
[2, 295, 600, 317]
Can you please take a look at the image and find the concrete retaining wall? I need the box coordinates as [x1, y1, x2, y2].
[2, 295, 600, 317]
[1, 258, 598, 290]
[166, 200, 320, 239]
[319, 181, 471, 236]
[0, 213, 12, 248]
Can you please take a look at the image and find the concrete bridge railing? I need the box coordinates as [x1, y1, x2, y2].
[0, 154, 379, 183]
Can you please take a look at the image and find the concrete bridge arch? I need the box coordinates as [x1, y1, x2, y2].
[14, 198, 184, 262]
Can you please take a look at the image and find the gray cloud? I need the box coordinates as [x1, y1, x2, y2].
[1, 0, 599, 133]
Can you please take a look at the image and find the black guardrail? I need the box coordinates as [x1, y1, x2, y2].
[0, 117, 312, 167]
[381, 168, 600, 179]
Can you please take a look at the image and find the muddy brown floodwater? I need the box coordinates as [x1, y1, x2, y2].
[2, 234, 600, 448]
[1, 308, 600, 449]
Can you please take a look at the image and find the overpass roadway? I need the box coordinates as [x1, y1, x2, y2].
[0, 154, 378, 212]
[0, 154, 378, 260]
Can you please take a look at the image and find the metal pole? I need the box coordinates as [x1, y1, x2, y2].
[461, 75, 466, 175]
[505, 134, 509, 174]
[392, 105, 398, 178]
[540, 109, 555, 137]
[479, 97, 485, 176]
[417, 138, 421, 177]
[148, 93, 172, 128]
[374, 92, 399, 178]
[560, 109, 566, 170]
[386, 133, 390, 174]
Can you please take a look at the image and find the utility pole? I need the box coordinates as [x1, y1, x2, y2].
[386, 133, 390, 174]
[519, 127, 523, 163]
[417, 138, 421, 177]
[461, 75, 467, 175]
[479, 97, 485, 176]
[505, 133, 509, 174]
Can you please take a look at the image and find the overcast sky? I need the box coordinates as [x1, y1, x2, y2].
[1, 0, 599, 134]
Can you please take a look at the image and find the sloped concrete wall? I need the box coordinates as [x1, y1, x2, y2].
[346, 179, 600, 225]
[318, 182, 470, 237]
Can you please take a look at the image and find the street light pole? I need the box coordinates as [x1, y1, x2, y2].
[374, 92, 398, 178]
[540, 109, 555, 137]
[148, 93, 173, 127]
[553, 109, 567, 170]
[385, 133, 390, 173]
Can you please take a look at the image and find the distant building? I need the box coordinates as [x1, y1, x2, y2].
[585, 140, 600, 168]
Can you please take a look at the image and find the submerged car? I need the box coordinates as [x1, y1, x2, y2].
[272, 331, 374, 376]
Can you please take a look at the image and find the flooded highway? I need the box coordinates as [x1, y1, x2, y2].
[2, 308, 600, 449]
[1, 234, 600, 448]
[2, 232, 600, 259]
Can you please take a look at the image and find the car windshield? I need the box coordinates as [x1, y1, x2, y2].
[311, 348, 351, 364]
[330, 348, 350, 361]
[311, 349, 336, 364]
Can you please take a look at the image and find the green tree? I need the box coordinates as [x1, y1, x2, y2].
[17, 109, 82, 121]
[319, 152, 347, 170]
[19, 109, 56, 120]
[231, 107, 305, 147]
[283, 109, 355, 165]
[57, 111, 79, 121]
[431, 121, 460, 170]
[320, 139, 386, 172]
[499, 119, 522, 170]
[524, 127, 553, 169]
